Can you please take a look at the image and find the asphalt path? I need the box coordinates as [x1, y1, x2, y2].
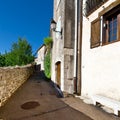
[0, 72, 92, 120]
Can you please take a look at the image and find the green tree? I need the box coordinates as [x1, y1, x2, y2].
[5, 38, 34, 66]
[5, 52, 15, 66]
[0, 53, 5, 67]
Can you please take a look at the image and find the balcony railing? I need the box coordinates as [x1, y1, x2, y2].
[85, 0, 108, 16]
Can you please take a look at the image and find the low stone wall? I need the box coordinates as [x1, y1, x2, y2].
[0, 65, 34, 107]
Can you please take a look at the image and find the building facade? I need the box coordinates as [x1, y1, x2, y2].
[51, 0, 75, 93]
[81, 0, 120, 101]
[51, 0, 120, 115]
[52, 0, 120, 99]
[35, 45, 46, 71]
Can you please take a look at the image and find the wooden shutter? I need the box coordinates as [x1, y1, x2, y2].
[117, 14, 120, 40]
[91, 18, 100, 48]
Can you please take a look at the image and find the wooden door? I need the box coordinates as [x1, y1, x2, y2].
[56, 62, 61, 88]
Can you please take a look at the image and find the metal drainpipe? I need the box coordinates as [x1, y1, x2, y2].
[73, 0, 78, 94]
[77, 0, 83, 95]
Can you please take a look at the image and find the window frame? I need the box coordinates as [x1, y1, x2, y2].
[102, 5, 120, 45]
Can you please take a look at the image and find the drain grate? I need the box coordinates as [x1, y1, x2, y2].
[21, 101, 40, 110]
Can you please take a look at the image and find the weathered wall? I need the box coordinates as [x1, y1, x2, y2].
[64, 0, 75, 49]
[0, 65, 34, 106]
[51, 0, 65, 91]
[51, 0, 75, 94]
[63, 0, 75, 93]
[64, 53, 74, 93]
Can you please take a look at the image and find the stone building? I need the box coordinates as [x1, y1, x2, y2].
[51, 0, 75, 93]
[35, 45, 46, 71]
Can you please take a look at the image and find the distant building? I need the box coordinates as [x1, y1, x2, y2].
[35, 45, 46, 71]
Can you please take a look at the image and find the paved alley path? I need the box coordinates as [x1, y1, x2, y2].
[0, 72, 92, 120]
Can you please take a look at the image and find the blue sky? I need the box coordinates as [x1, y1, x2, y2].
[0, 0, 53, 54]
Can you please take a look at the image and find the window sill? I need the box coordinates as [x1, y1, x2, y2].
[102, 40, 120, 46]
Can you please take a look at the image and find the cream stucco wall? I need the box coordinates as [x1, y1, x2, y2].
[82, 0, 120, 101]
[36, 45, 45, 71]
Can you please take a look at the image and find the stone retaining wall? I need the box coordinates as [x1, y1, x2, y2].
[0, 65, 34, 106]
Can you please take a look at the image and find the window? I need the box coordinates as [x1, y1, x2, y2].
[91, 4, 120, 48]
[108, 16, 117, 42]
[103, 5, 120, 45]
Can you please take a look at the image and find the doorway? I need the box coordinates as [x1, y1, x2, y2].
[55, 61, 61, 88]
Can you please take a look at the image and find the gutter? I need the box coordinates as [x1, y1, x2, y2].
[73, 0, 78, 93]
[73, 0, 83, 94]
[77, 0, 83, 95]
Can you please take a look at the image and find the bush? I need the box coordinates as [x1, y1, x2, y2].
[43, 37, 53, 79]
[44, 51, 51, 79]
[44, 37, 52, 46]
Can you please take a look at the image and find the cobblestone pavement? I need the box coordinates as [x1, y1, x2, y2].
[0, 72, 92, 120]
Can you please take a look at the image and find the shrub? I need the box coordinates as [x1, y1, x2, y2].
[44, 37, 52, 46]
[44, 51, 51, 79]
[43, 37, 53, 79]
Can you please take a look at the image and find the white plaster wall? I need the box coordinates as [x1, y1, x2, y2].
[36, 46, 45, 70]
[82, 0, 120, 101]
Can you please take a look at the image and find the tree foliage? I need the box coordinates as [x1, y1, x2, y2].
[44, 51, 51, 79]
[44, 37, 52, 46]
[0, 38, 34, 67]
[44, 37, 52, 51]
[0, 53, 5, 67]
[43, 37, 52, 79]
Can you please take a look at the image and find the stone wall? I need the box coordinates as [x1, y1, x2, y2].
[0, 65, 34, 106]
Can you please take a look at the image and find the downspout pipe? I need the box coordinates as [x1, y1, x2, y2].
[77, 0, 83, 95]
[73, 0, 78, 93]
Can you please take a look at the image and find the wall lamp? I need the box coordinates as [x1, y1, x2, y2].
[50, 19, 62, 34]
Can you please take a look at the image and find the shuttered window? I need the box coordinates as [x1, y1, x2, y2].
[102, 4, 120, 45]
[91, 18, 100, 48]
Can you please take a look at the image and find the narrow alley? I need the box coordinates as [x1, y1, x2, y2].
[0, 71, 92, 120]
